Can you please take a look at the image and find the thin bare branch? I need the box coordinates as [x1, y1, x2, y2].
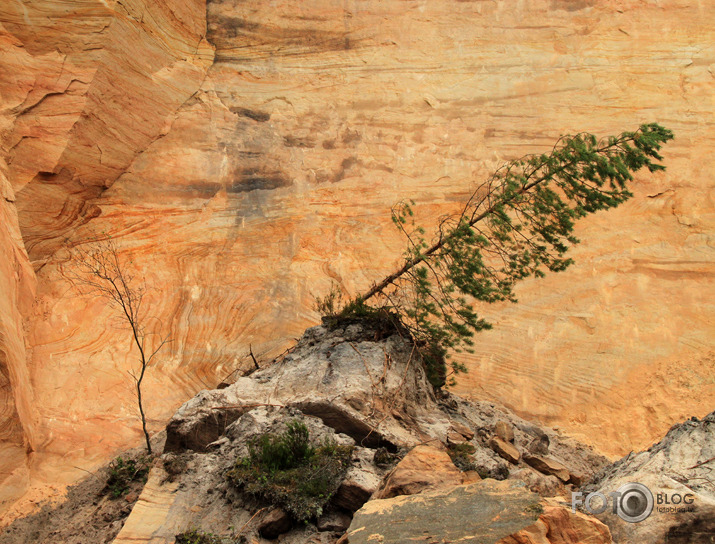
[63, 235, 169, 455]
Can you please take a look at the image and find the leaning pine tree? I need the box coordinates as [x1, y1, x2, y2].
[325, 123, 674, 386]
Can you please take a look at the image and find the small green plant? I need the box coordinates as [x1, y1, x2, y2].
[525, 501, 545, 520]
[248, 419, 314, 472]
[447, 442, 478, 472]
[313, 282, 342, 317]
[175, 529, 225, 544]
[106, 455, 151, 499]
[227, 420, 353, 522]
[316, 287, 408, 342]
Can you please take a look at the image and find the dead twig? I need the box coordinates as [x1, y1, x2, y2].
[249, 344, 260, 370]
[73, 465, 102, 482]
[687, 456, 715, 471]
[211, 403, 286, 411]
[233, 507, 267, 538]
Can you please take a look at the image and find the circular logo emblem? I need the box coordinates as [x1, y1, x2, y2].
[615, 482, 654, 523]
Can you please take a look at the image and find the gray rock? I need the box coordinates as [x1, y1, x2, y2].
[470, 443, 510, 480]
[164, 395, 244, 453]
[527, 434, 550, 455]
[165, 326, 453, 454]
[316, 511, 352, 532]
[334, 465, 381, 512]
[585, 411, 715, 544]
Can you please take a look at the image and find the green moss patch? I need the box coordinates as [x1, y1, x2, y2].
[447, 442, 478, 472]
[227, 420, 353, 522]
[175, 529, 225, 544]
[105, 455, 151, 499]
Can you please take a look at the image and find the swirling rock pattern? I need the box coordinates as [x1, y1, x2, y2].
[0, 169, 36, 518]
[0, 0, 713, 522]
[0, 0, 212, 521]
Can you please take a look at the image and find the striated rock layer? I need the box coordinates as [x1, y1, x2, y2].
[0, 0, 213, 520]
[0, 0, 713, 522]
[0, 162, 37, 515]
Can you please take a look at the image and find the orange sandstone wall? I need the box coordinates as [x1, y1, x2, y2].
[0, 0, 213, 519]
[0, 157, 36, 516]
[0, 0, 713, 521]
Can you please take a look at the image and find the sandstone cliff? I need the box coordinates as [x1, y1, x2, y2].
[0, 0, 713, 522]
[0, 159, 36, 518]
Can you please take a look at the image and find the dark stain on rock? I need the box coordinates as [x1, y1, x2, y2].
[183, 182, 222, 198]
[207, 7, 360, 61]
[665, 515, 715, 543]
[322, 139, 336, 150]
[32, 168, 75, 186]
[341, 128, 361, 145]
[331, 157, 360, 183]
[550, 0, 595, 11]
[228, 168, 291, 193]
[372, 163, 393, 174]
[224, 16, 259, 31]
[230, 106, 270, 122]
[284, 135, 316, 148]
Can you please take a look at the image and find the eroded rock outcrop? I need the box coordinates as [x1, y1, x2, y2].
[0, 0, 713, 522]
[107, 324, 609, 544]
[584, 411, 715, 544]
[9, 324, 710, 544]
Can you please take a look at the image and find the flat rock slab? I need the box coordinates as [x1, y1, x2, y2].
[490, 437, 521, 464]
[346, 480, 541, 544]
[112, 467, 180, 544]
[522, 454, 570, 483]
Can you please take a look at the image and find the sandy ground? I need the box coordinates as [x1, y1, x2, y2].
[0, 435, 164, 544]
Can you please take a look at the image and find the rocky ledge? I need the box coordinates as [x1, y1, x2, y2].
[584, 412, 715, 544]
[3, 322, 712, 544]
[114, 322, 614, 544]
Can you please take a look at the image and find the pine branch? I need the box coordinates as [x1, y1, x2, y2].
[62, 235, 168, 454]
[360, 124, 673, 303]
[344, 124, 673, 386]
